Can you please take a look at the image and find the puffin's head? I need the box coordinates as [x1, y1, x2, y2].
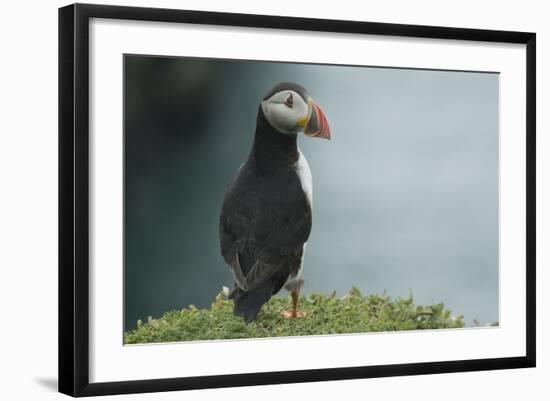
[260, 82, 331, 140]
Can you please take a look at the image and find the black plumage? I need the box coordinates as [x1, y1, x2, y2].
[219, 85, 313, 322]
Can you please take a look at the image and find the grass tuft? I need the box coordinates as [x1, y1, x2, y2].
[124, 288, 464, 344]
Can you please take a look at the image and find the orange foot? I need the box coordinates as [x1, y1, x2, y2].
[280, 310, 307, 318]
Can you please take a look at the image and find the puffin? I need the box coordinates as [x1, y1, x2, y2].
[219, 82, 331, 323]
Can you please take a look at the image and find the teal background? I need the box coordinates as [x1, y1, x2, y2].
[124, 55, 499, 331]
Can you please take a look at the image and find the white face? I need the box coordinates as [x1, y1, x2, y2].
[261, 90, 310, 135]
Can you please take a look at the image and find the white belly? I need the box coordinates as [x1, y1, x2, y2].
[285, 150, 311, 293]
[294, 149, 313, 207]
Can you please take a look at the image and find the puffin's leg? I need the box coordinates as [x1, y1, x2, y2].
[280, 290, 305, 318]
[291, 290, 299, 317]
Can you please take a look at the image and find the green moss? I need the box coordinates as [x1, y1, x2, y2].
[124, 287, 464, 344]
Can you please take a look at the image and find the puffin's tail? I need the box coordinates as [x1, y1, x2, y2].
[229, 281, 274, 323]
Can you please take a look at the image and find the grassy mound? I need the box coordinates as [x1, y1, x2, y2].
[124, 287, 464, 344]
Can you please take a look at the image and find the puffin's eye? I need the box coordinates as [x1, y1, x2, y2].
[284, 93, 293, 108]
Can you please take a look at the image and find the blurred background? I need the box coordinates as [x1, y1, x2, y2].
[124, 54, 499, 331]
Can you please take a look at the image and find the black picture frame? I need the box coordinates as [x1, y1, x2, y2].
[59, 3, 536, 397]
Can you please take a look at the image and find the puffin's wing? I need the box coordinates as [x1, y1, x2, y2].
[226, 247, 280, 292]
[219, 168, 241, 254]
[243, 260, 279, 291]
[228, 257, 279, 292]
[220, 168, 312, 285]
[262, 201, 311, 256]
[230, 253, 248, 291]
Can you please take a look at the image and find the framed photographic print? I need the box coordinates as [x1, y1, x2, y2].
[58, 3, 536, 397]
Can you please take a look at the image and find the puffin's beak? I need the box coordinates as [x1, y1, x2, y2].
[303, 100, 331, 140]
